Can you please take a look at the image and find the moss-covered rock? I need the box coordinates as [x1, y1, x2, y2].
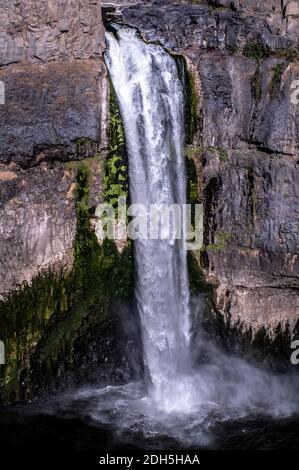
[243, 41, 270, 61]
[269, 63, 285, 99]
[103, 83, 129, 209]
[0, 158, 133, 403]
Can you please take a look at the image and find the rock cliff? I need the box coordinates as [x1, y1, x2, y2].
[0, 0, 298, 402]
[0, 0, 120, 402]
[0, 0, 106, 294]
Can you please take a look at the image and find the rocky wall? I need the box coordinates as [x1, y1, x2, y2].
[122, 2, 299, 343]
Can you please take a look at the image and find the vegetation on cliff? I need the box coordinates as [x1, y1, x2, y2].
[0, 92, 133, 403]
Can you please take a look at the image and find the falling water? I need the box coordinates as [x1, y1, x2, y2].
[104, 26, 193, 410]
[1, 23, 299, 457]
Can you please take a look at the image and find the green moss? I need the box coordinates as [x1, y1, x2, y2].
[274, 48, 299, 63]
[218, 148, 229, 163]
[188, 252, 212, 294]
[184, 146, 212, 295]
[269, 63, 284, 99]
[251, 66, 262, 102]
[185, 69, 199, 144]
[243, 41, 270, 61]
[76, 138, 92, 146]
[204, 231, 233, 253]
[66, 156, 99, 171]
[185, 155, 199, 234]
[243, 42, 298, 65]
[185, 145, 203, 159]
[206, 243, 227, 252]
[0, 161, 133, 403]
[104, 83, 128, 210]
[215, 231, 232, 245]
[238, 246, 254, 254]
[172, 55, 199, 146]
[186, 146, 229, 162]
[0, 271, 74, 401]
[186, 156, 198, 201]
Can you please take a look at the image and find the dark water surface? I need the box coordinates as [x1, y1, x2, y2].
[1, 382, 299, 452]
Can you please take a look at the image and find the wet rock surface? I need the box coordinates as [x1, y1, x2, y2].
[27, 301, 143, 397]
[122, 2, 299, 338]
[202, 148, 299, 334]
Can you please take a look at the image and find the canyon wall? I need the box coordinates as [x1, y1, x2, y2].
[0, 0, 129, 402]
[0, 0, 298, 401]
[0, 0, 106, 295]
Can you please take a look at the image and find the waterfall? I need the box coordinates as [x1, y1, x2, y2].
[104, 26, 193, 411]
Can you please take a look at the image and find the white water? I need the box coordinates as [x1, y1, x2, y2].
[102, 26, 299, 429]
[105, 26, 193, 411]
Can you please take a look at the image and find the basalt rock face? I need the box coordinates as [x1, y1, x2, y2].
[0, 61, 106, 167]
[202, 148, 299, 336]
[0, 0, 106, 164]
[123, 3, 298, 50]
[198, 54, 299, 155]
[123, 3, 299, 348]
[0, 0, 107, 293]
[0, 1, 134, 403]
[0, 162, 76, 298]
[123, 1, 299, 42]
[0, 0, 104, 66]
[122, 0, 299, 158]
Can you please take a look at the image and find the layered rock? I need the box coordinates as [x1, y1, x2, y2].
[202, 148, 299, 335]
[123, 3, 297, 51]
[0, 162, 76, 297]
[0, 61, 106, 167]
[0, 1, 114, 402]
[0, 0, 107, 293]
[0, 0, 104, 66]
[121, 0, 299, 41]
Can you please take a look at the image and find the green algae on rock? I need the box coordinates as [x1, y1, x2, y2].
[0, 160, 133, 403]
[103, 83, 129, 210]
